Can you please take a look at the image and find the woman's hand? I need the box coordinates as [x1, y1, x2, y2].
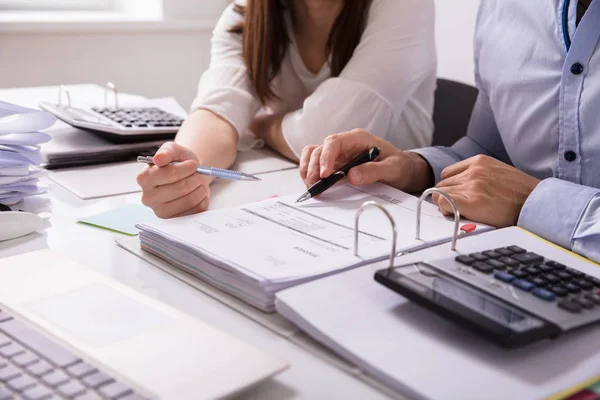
[299, 129, 434, 193]
[137, 142, 211, 219]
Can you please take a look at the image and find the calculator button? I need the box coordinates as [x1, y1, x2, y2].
[549, 286, 569, 297]
[531, 277, 548, 287]
[584, 293, 600, 304]
[590, 277, 600, 288]
[507, 246, 526, 254]
[469, 253, 488, 262]
[494, 248, 514, 256]
[573, 298, 595, 309]
[538, 264, 554, 273]
[556, 271, 573, 281]
[511, 252, 544, 265]
[455, 255, 476, 265]
[532, 288, 556, 302]
[574, 279, 593, 290]
[498, 257, 519, 267]
[564, 283, 581, 294]
[482, 251, 501, 259]
[511, 270, 529, 279]
[558, 299, 581, 313]
[473, 262, 494, 274]
[523, 266, 541, 275]
[565, 268, 584, 278]
[512, 279, 535, 292]
[546, 261, 566, 270]
[543, 274, 561, 284]
[493, 272, 515, 283]
[486, 259, 506, 269]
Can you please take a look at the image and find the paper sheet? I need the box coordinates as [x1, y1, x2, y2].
[78, 204, 159, 236]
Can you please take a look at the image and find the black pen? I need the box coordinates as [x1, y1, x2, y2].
[296, 147, 381, 203]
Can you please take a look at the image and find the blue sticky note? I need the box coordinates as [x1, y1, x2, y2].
[77, 204, 158, 236]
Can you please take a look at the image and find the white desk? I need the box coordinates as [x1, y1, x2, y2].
[0, 86, 393, 400]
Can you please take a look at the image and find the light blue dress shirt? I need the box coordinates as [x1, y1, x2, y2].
[413, 0, 600, 263]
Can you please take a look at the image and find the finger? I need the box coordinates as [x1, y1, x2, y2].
[153, 142, 192, 166]
[440, 157, 478, 180]
[173, 195, 211, 218]
[143, 172, 206, 205]
[139, 160, 199, 188]
[320, 130, 378, 178]
[299, 145, 318, 183]
[306, 147, 323, 187]
[435, 188, 469, 217]
[436, 170, 469, 189]
[154, 184, 208, 219]
[346, 157, 398, 186]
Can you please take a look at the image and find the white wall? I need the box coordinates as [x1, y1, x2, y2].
[0, 0, 480, 108]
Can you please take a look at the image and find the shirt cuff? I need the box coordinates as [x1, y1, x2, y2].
[409, 147, 462, 184]
[518, 178, 597, 250]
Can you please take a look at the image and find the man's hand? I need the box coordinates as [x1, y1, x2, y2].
[433, 155, 541, 227]
[299, 129, 434, 193]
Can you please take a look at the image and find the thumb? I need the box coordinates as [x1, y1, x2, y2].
[152, 142, 190, 167]
[346, 158, 397, 186]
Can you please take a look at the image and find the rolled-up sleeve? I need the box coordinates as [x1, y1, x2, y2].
[191, 2, 261, 136]
[281, 0, 437, 158]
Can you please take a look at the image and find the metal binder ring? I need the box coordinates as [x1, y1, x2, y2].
[416, 188, 461, 251]
[354, 201, 397, 269]
[104, 82, 119, 108]
[58, 85, 71, 108]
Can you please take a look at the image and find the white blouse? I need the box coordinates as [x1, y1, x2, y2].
[191, 0, 436, 157]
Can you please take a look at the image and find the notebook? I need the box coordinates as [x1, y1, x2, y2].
[275, 227, 600, 400]
[134, 182, 491, 312]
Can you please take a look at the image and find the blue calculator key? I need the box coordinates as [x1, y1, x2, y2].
[513, 279, 535, 292]
[494, 271, 515, 283]
[532, 288, 556, 302]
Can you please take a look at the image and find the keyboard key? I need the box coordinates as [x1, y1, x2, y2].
[565, 268, 584, 278]
[546, 260, 566, 270]
[494, 271, 515, 283]
[574, 279, 594, 290]
[498, 257, 519, 267]
[6, 374, 36, 392]
[543, 274, 561, 284]
[486, 259, 506, 269]
[494, 248, 514, 256]
[82, 371, 114, 389]
[0, 387, 14, 400]
[538, 264, 554, 273]
[573, 298, 595, 310]
[98, 382, 132, 399]
[531, 277, 548, 287]
[469, 253, 488, 262]
[511, 270, 529, 279]
[549, 286, 569, 297]
[74, 392, 103, 400]
[507, 246, 526, 254]
[482, 250, 501, 259]
[26, 361, 53, 377]
[511, 252, 544, 265]
[57, 380, 86, 398]
[0, 319, 80, 368]
[565, 283, 581, 294]
[523, 266, 541, 275]
[532, 288, 556, 302]
[584, 293, 600, 304]
[472, 262, 494, 274]
[513, 279, 535, 292]
[455, 255, 476, 265]
[0, 365, 21, 381]
[22, 385, 53, 400]
[41, 370, 70, 387]
[0, 343, 25, 358]
[556, 271, 573, 281]
[12, 352, 39, 367]
[67, 362, 97, 378]
[558, 299, 581, 313]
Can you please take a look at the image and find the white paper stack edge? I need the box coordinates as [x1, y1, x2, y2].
[0, 101, 56, 206]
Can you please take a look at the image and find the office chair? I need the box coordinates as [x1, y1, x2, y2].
[431, 78, 479, 147]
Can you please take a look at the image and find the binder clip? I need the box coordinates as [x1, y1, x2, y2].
[354, 201, 397, 269]
[416, 188, 460, 251]
[104, 82, 119, 108]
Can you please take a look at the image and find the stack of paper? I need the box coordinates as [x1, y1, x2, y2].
[136, 183, 491, 312]
[0, 101, 55, 206]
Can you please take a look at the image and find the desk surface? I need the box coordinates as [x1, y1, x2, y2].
[0, 85, 392, 400]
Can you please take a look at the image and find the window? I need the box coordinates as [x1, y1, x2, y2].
[0, 0, 116, 11]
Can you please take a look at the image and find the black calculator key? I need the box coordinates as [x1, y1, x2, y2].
[455, 255, 476, 265]
[511, 252, 544, 265]
[592, 278, 600, 288]
[512, 279, 535, 292]
[573, 297, 595, 309]
[498, 257, 519, 267]
[556, 271, 573, 281]
[507, 246, 526, 254]
[494, 272, 515, 283]
[538, 264, 554, 273]
[473, 262, 494, 274]
[546, 260, 566, 270]
[565, 268, 584, 278]
[486, 259, 506, 269]
[549, 286, 569, 297]
[494, 248, 514, 256]
[531, 277, 548, 287]
[584, 293, 600, 304]
[532, 288, 556, 302]
[543, 274, 561, 284]
[565, 283, 581, 294]
[523, 266, 541, 275]
[511, 270, 529, 279]
[482, 251, 501, 259]
[574, 279, 593, 290]
[470, 253, 488, 262]
[558, 299, 581, 313]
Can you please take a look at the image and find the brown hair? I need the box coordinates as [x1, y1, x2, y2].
[230, 0, 372, 104]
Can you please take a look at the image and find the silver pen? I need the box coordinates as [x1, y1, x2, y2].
[137, 156, 261, 182]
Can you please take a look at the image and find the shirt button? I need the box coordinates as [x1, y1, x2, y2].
[564, 151, 577, 162]
[571, 62, 584, 75]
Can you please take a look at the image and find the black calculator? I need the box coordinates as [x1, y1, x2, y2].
[375, 246, 600, 348]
